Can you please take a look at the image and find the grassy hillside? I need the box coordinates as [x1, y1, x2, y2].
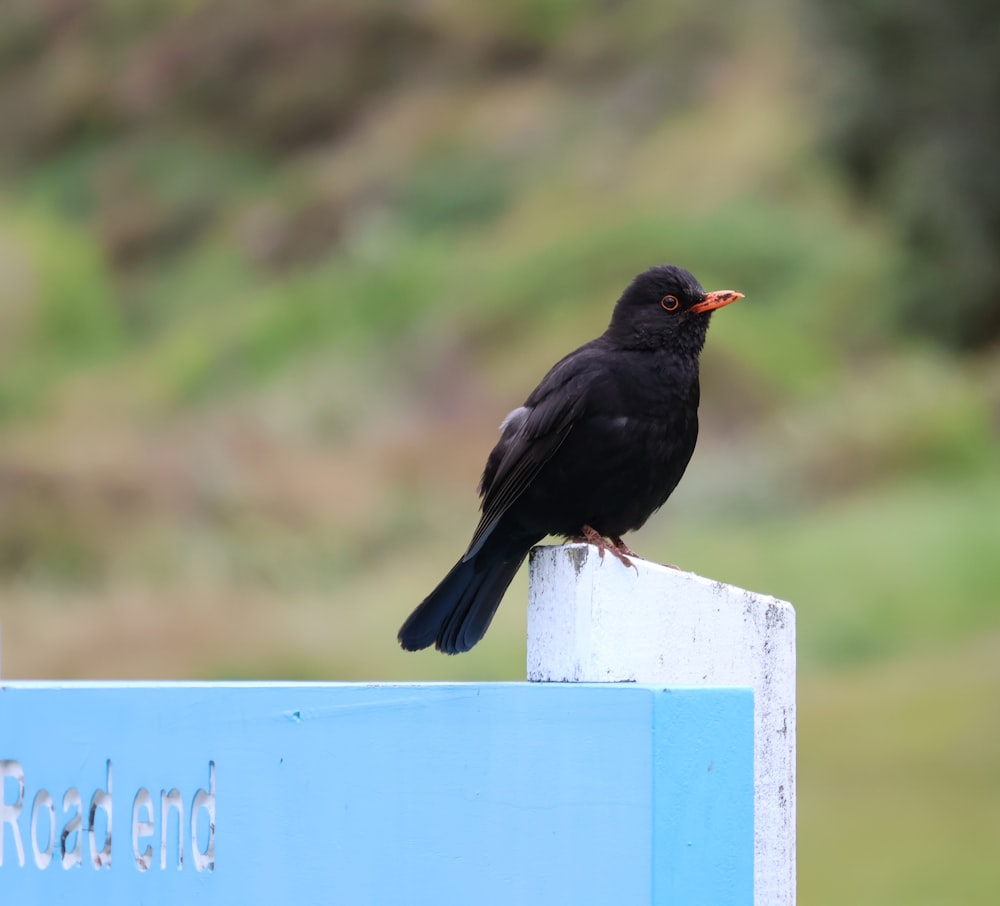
[1, 2, 998, 903]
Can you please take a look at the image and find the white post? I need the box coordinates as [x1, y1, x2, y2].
[527, 543, 796, 906]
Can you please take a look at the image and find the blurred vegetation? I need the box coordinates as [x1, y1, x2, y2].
[0, 1, 998, 903]
[808, 0, 1000, 349]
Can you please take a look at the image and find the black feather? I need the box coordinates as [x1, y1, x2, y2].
[398, 264, 741, 653]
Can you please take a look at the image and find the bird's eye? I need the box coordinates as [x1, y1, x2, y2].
[660, 295, 680, 312]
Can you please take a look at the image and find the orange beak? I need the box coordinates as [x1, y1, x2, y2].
[689, 289, 744, 314]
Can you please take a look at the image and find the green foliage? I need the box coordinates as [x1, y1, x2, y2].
[807, 0, 1000, 348]
[25, 219, 120, 353]
[800, 638, 1000, 905]
[0, 208, 122, 416]
[399, 149, 514, 232]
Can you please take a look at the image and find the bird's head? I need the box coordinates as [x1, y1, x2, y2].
[608, 264, 743, 354]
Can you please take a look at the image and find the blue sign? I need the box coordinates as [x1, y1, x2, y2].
[1, 682, 752, 904]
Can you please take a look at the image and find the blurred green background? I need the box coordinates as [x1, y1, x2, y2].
[0, 0, 998, 901]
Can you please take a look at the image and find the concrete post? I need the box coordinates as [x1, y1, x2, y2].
[528, 543, 796, 906]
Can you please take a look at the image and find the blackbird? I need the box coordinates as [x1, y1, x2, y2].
[398, 264, 743, 654]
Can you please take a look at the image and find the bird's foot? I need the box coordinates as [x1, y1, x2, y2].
[572, 526, 638, 572]
[610, 536, 638, 558]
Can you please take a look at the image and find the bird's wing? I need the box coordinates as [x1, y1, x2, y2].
[464, 347, 601, 560]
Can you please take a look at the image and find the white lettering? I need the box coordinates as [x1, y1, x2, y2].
[60, 788, 83, 869]
[2, 761, 216, 873]
[132, 788, 154, 872]
[160, 788, 184, 870]
[30, 790, 55, 869]
[87, 760, 112, 869]
[0, 759, 25, 868]
[191, 761, 216, 872]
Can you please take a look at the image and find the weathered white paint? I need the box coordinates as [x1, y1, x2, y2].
[527, 543, 796, 906]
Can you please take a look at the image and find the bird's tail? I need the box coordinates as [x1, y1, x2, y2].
[398, 541, 532, 654]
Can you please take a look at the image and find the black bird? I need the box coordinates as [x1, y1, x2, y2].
[398, 264, 743, 654]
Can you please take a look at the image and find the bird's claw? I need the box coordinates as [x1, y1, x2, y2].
[610, 536, 638, 558]
[572, 526, 639, 573]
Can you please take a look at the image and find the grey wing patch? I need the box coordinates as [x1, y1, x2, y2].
[499, 406, 529, 433]
[465, 393, 584, 560]
[477, 405, 531, 500]
[463, 346, 605, 561]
